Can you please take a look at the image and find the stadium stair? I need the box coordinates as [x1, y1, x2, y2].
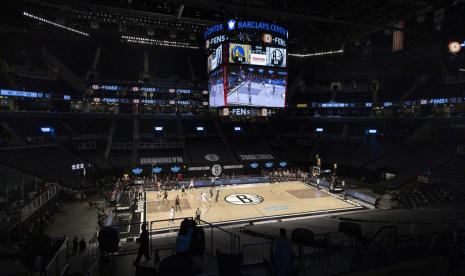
[131, 118, 139, 167]
[213, 116, 238, 162]
[104, 119, 116, 161]
[43, 47, 87, 95]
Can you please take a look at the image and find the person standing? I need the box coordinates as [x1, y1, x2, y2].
[189, 178, 194, 190]
[169, 206, 175, 225]
[163, 190, 168, 204]
[195, 208, 201, 224]
[273, 228, 292, 276]
[181, 184, 186, 196]
[201, 192, 208, 206]
[72, 236, 78, 255]
[134, 224, 150, 265]
[215, 189, 220, 203]
[175, 195, 181, 212]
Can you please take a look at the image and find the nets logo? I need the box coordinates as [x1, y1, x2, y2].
[211, 164, 222, 176]
[270, 49, 284, 66]
[225, 193, 263, 205]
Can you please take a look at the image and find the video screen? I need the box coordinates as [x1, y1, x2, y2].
[228, 43, 286, 68]
[226, 65, 286, 107]
[207, 44, 223, 73]
[229, 43, 251, 64]
[208, 67, 225, 107]
[250, 45, 267, 66]
[266, 47, 286, 67]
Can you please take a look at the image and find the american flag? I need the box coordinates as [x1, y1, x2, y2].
[392, 21, 405, 52]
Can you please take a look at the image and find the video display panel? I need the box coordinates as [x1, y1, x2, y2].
[207, 44, 223, 73]
[208, 67, 225, 107]
[229, 43, 251, 64]
[249, 45, 267, 66]
[226, 65, 286, 108]
[266, 47, 286, 67]
[228, 43, 286, 68]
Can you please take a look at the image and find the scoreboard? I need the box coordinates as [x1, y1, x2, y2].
[205, 20, 288, 108]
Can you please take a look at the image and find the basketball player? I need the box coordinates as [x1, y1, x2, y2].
[163, 190, 168, 204]
[209, 187, 214, 199]
[201, 192, 208, 206]
[169, 206, 175, 225]
[188, 178, 194, 190]
[175, 195, 181, 212]
[215, 189, 220, 202]
[181, 184, 186, 196]
[157, 189, 162, 199]
[248, 77, 252, 93]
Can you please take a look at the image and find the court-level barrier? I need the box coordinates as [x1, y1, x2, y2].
[149, 217, 193, 251]
[147, 217, 240, 256]
[242, 241, 274, 266]
[240, 228, 456, 274]
[200, 219, 240, 255]
[178, 176, 270, 188]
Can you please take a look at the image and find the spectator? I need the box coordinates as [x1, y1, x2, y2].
[79, 238, 87, 253]
[134, 224, 150, 265]
[175, 223, 191, 255]
[195, 208, 201, 224]
[73, 236, 78, 255]
[190, 222, 205, 258]
[273, 228, 292, 276]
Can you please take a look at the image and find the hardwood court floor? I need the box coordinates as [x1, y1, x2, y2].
[145, 181, 360, 230]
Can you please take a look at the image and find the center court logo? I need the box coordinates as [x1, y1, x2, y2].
[225, 193, 263, 205]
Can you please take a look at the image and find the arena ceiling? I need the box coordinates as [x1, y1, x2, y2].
[17, 0, 444, 51]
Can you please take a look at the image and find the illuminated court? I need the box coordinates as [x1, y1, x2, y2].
[145, 181, 362, 230]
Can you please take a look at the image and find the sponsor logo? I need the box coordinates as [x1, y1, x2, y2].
[225, 193, 263, 205]
[250, 53, 267, 66]
[132, 168, 143, 174]
[264, 205, 288, 212]
[227, 19, 236, 31]
[449, 41, 462, 53]
[223, 164, 244, 169]
[262, 33, 272, 43]
[152, 167, 162, 174]
[239, 154, 274, 161]
[188, 166, 210, 171]
[205, 154, 220, 162]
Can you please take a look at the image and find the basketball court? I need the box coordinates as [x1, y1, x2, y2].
[145, 181, 363, 230]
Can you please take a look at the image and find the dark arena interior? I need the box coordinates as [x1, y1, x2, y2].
[1, 0, 465, 275]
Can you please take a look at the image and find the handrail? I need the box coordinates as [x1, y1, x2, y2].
[45, 237, 68, 276]
[21, 183, 59, 222]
